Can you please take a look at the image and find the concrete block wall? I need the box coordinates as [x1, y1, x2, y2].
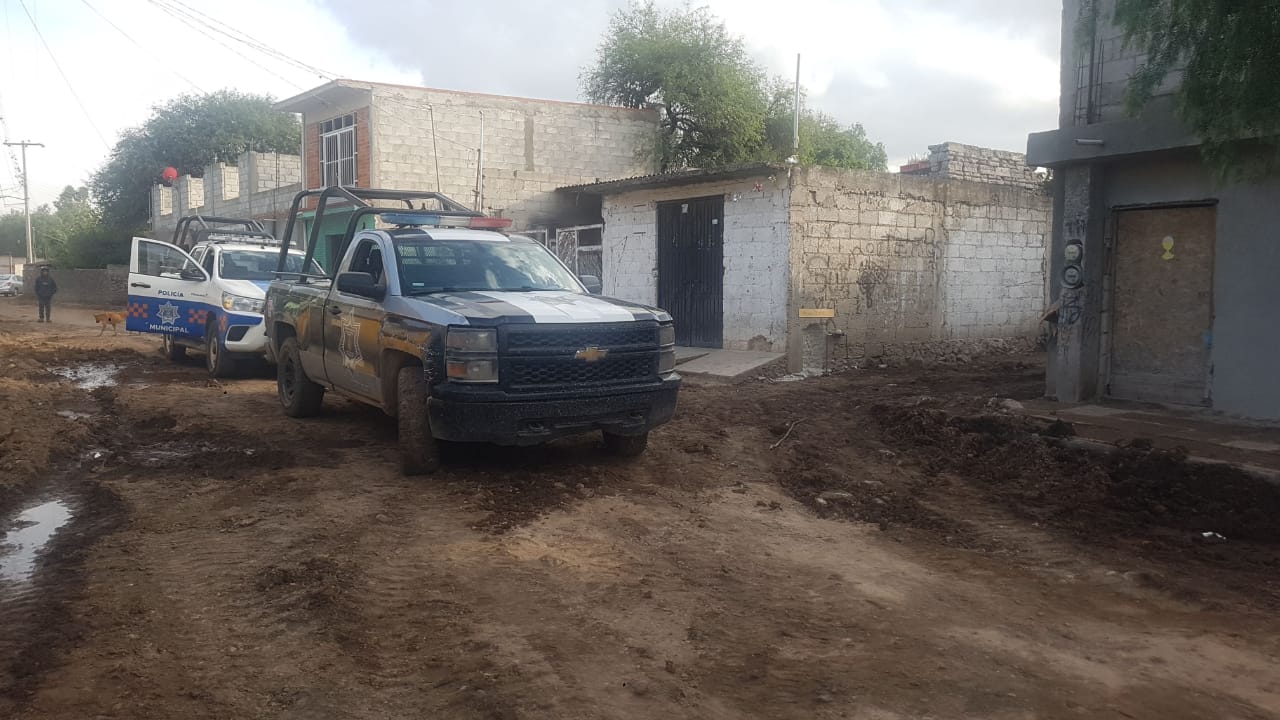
[938, 183, 1051, 339]
[370, 85, 658, 230]
[927, 142, 1044, 191]
[1062, 0, 1183, 126]
[150, 150, 304, 240]
[789, 167, 1050, 369]
[20, 264, 127, 308]
[246, 152, 301, 194]
[601, 176, 791, 351]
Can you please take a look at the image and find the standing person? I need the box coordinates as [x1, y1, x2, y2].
[34, 267, 57, 323]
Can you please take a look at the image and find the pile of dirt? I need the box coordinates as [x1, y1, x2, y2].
[873, 405, 1280, 548]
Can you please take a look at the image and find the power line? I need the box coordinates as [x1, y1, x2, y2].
[144, 0, 307, 90]
[16, 0, 110, 147]
[161, 0, 336, 81]
[79, 0, 205, 93]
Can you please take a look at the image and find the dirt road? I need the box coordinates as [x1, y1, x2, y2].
[2, 299, 1278, 719]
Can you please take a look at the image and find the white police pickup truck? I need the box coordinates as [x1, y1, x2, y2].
[126, 232, 322, 377]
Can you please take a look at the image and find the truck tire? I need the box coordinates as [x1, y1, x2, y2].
[397, 365, 441, 475]
[277, 337, 324, 418]
[206, 320, 238, 378]
[162, 334, 186, 362]
[603, 431, 649, 458]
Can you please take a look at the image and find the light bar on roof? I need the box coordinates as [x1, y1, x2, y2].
[382, 212, 512, 229]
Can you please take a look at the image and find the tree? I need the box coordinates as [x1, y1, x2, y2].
[582, 2, 886, 173]
[763, 83, 887, 170]
[581, 2, 769, 170]
[92, 90, 300, 231]
[1110, 0, 1280, 176]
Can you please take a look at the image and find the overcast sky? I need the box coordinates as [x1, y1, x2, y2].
[0, 0, 1062, 208]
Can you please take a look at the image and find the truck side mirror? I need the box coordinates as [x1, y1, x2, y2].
[337, 271, 386, 301]
[579, 275, 602, 295]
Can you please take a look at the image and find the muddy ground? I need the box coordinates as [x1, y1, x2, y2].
[1, 299, 1278, 720]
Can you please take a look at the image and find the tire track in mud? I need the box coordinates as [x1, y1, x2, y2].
[0, 385, 128, 715]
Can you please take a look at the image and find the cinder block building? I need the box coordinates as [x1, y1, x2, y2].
[152, 78, 658, 269]
[560, 143, 1051, 371]
[1027, 0, 1280, 419]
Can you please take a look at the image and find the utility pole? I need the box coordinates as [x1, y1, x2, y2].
[4, 140, 45, 263]
[791, 54, 802, 163]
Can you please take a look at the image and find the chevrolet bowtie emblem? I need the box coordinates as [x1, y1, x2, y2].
[574, 346, 609, 363]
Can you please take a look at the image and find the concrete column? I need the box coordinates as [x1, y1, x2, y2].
[1049, 164, 1106, 402]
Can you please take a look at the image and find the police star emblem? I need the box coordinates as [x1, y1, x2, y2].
[156, 301, 181, 326]
[339, 314, 363, 369]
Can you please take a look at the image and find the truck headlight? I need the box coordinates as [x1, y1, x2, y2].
[658, 322, 676, 374]
[446, 327, 497, 352]
[222, 292, 265, 314]
[658, 323, 675, 348]
[445, 327, 499, 383]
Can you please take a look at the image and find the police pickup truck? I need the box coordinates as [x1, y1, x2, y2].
[126, 216, 322, 377]
[264, 188, 680, 475]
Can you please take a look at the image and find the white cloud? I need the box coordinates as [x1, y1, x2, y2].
[0, 0, 1061, 208]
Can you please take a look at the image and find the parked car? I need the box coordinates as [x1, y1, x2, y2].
[125, 229, 323, 377]
[0, 273, 22, 296]
[265, 188, 680, 475]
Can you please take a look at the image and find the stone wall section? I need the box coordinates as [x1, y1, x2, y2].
[926, 142, 1045, 191]
[789, 167, 1051, 370]
[601, 176, 791, 351]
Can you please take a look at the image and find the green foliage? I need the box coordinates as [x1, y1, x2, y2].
[1, 186, 129, 268]
[1110, 0, 1280, 177]
[582, 3, 885, 172]
[763, 83, 887, 170]
[582, 2, 770, 170]
[0, 212, 24, 257]
[92, 90, 300, 231]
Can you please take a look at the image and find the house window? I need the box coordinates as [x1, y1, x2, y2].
[320, 113, 357, 187]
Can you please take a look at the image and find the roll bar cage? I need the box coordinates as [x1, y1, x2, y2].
[172, 215, 273, 250]
[272, 187, 481, 281]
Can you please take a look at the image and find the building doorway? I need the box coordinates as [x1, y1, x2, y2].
[657, 196, 724, 348]
[1109, 205, 1216, 405]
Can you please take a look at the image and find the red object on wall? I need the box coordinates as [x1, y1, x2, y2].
[161, 166, 179, 184]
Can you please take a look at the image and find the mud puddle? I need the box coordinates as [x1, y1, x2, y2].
[50, 362, 121, 389]
[0, 500, 74, 585]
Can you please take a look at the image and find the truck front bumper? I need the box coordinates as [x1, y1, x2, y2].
[427, 377, 680, 446]
[222, 315, 268, 355]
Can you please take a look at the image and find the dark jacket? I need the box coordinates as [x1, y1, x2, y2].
[34, 275, 57, 300]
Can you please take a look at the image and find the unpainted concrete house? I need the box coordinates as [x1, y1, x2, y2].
[1028, 0, 1280, 420]
[152, 79, 658, 268]
[561, 142, 1051, 372]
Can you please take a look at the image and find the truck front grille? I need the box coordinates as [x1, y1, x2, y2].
[501, 322, 660, 392]
[508, 355, 656, 389]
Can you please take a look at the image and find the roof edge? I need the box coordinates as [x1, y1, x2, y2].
[558, 164, 786, 195]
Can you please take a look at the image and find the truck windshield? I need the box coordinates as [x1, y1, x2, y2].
[220, 250, 321, 281]
[394, 239, 582, 294]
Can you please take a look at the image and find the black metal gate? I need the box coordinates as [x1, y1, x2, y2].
[657, 196, 724, 348]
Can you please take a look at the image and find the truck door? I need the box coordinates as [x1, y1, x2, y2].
[323, 236, 386, 401]
[126, 237, 212, 337]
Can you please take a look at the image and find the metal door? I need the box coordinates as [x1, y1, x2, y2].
[657, 197, 724, 348]
[1109, 206, 1215, 405]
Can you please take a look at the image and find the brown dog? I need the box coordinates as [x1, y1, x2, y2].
[94, 311, 126, 335]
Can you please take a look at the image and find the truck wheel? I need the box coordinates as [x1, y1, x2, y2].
[397, 365, 440, 475]
[603, 431, 649, 458]
[278, 337, 324, 417]
[206, 322, 238, 378]
[162, 334, 186, 362]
